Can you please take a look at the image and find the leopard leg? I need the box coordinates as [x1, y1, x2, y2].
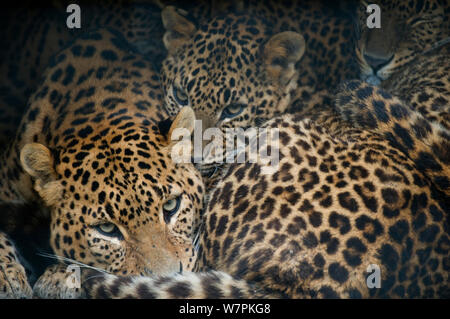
[0, 231, 32, 298]
[33, 263, 84, 299]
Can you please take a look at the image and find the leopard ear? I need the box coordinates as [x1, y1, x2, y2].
[162, 6, 197, 55]
[20, 143, 62, 206]
[20, 143, 56, 184]
[263, 31, 305, 86]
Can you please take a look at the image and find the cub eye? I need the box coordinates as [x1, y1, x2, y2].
[163, 196, 181, 223]
[95, 223, 122, 238]
[220, 103, 246, 120]
[172, 85, 189, 106]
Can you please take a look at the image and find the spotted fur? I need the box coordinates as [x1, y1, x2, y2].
[233, 0, 359, 89]
[0, 231, 32, 298]
[336, 80, 450, 196]
[381, 44, 450, 130]
[0, 1, 165, 149]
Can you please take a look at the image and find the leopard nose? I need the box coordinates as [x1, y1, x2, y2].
[364, 53, 393, 71]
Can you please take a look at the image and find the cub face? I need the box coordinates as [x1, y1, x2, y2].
[160, 6, 306, 132]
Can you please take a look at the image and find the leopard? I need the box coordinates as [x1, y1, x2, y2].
[50, 80, 449, 299]
[0, 27, 205, 298]
[353, 0, 450, 131]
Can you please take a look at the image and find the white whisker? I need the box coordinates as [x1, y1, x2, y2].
[82, 273, 111, 285]
[193, 223, 203, 252]
[37, 252, 111, 274]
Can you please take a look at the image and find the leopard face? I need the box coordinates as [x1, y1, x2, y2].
[32, 120, 203, 277]
[355, 0, 448, 83]
[160, 6, 305, 133]
[12, 28, 204, 277]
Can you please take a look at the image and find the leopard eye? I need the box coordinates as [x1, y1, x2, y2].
[172, 85, 189, 106]
[95, 223, 122, 238]
[220, 103, 246, 120]
[163, 196, 182, 223]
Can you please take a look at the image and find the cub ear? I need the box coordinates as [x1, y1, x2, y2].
[162, 6, 197, 55]
[20, 143, 62, 206]
[262, 31, 306, 86]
